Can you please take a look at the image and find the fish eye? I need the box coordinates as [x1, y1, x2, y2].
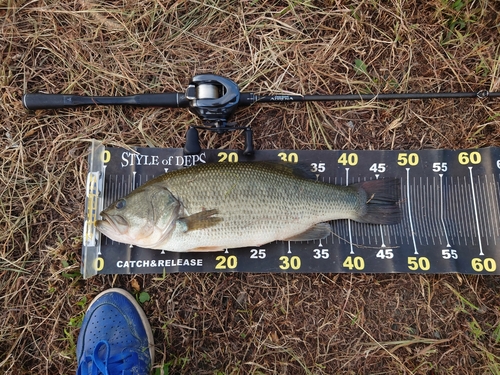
[115, 199, 126, 210]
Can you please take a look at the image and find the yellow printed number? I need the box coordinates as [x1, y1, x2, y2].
[279, 256, 301, 270]
[338, 153, 358, 166]
[93, 257, 104, 271]
[458, 151, 481, 165]
[397, 153, 419, 166]
[101, 150, 111, 163]
[407, 256, 430, 271]
[218, 152, 238, 163]
[342, 256, 365, 270]
[278, 152, 298, 163]
[471, 258, 496, 272]
[215, 255, 238, 269]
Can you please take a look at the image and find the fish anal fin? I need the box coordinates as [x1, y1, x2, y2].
[284, 223, 331, 242]
[178, 209, 222, 232]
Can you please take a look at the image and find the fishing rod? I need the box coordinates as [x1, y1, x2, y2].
[22, 74, 500, 155]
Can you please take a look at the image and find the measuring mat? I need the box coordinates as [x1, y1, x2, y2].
[81, 141, 500, 278]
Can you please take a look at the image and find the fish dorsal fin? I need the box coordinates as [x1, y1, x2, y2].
[177, 209, 223, 232]
[283, 223, 331, 241]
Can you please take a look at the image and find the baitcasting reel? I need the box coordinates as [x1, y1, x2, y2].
[183, 74, 254, 156]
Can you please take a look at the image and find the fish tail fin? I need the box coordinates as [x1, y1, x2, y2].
[353, 178, 402, 225]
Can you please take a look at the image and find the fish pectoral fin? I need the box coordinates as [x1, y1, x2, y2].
[177, 209, 223, 232]
[283, 223, 332, 242]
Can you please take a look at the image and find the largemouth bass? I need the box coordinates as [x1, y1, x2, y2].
[96, 162, 401, 252]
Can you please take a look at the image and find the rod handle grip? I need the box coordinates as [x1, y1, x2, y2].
[22, 93, 78, 110]
[22, 92, 189, 110]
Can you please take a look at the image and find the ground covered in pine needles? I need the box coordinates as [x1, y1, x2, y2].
[2, 1, 500, 374]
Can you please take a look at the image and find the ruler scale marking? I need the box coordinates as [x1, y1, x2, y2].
[439, 174, 451, 248]
[418, 177, 427, 245]
[489, 174, 500, 241]
[425, 176, 434, 245]
[445, 176, 457, 245]
[459, 178, 472, 246]
[432, 177, 443, 245]
[484, 174, 499, 244]
[406, 169, 419, 255]
[430, 176, 440, 246]
[469, 167, 484, 256]
[479, 176, 490, 246]
[489, 175, 500, 243]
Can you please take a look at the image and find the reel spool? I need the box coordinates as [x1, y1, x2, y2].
[195, 83, 219, 99]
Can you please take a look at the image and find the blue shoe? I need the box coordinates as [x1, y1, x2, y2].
[76, 288, 154, 375]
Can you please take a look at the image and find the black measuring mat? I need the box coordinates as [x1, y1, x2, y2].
[81, 142, 500, 278]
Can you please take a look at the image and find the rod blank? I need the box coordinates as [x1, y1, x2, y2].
[243, 91, 499, 104]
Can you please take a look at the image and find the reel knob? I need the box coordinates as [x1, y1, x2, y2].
[183, 126, 201, 155]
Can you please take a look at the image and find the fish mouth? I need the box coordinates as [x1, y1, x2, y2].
[96, 212, 128, 236]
